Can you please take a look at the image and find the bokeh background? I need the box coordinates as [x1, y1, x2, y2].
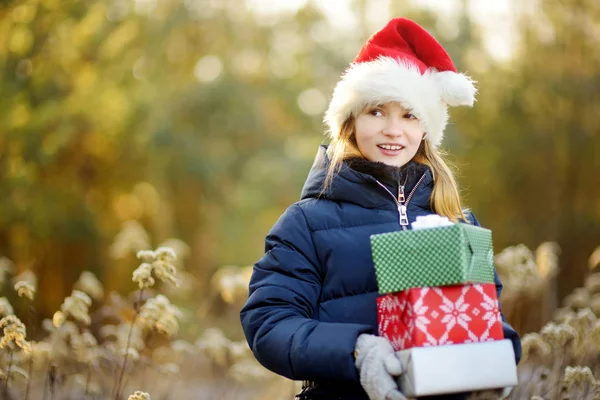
[1, 0, 600, 399]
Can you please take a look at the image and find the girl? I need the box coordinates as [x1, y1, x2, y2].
[240, 18, 521, 400]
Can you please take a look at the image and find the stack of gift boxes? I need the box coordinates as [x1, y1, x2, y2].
[370, 217, 518, 397]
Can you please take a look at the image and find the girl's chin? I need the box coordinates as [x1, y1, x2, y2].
[372, 157, 409, 167]
[372, 147, 411, 166]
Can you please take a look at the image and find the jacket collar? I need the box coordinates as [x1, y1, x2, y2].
[300, 145, 433, 210]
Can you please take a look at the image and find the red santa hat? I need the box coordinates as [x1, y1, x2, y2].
[324, 18, 477, 148]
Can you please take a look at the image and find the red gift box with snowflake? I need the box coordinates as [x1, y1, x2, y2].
[377, 283, 504, 351]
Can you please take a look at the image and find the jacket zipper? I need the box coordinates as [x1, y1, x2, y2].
[375, 173, 428, 230]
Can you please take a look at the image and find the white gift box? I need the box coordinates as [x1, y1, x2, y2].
[395, 339, 518, 397]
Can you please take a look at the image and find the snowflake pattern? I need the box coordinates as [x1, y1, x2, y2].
[474, 284, 502, 339]
[378, 295, 404, 313]
[377, 284, 503, 351]
[437, 286, 472, 333]
[412, 288, 431, 333]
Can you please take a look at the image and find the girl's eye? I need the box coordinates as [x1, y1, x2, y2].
[368, 109, 383, 117]
[405, 113, 417, 120]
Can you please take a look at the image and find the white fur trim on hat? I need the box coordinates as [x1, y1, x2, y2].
[324, 56, 477, 148]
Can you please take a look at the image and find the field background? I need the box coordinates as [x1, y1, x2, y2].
[1, 0, 599, 399]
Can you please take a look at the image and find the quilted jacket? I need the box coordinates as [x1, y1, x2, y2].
[240, 145, 521, 399]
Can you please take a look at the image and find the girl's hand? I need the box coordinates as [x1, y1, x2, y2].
[354, 334, 407, 400]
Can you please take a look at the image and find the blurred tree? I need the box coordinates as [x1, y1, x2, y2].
[1, 0, 598, 338]
[0, 0, 360, 322]
[454, 0, 600, 312]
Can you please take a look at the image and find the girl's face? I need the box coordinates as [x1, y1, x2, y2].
[354, 102, 425, 167]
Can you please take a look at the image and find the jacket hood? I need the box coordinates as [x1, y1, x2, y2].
[300, 145, 433, 210]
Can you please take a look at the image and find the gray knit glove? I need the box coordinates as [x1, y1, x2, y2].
[354, 334, 407, 400]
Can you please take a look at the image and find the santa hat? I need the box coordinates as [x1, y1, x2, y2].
[324, 18, 477, 148]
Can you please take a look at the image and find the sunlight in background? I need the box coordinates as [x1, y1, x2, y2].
[465, 0, 519, 61]
[134, 0, 157, 14]
[312, 1, 358, 33]
[409, 0, 521, 61]
[232, 49, 262, 78]
[297, 88, 327, 116]
[245, 0, 308, 23]
[244, 0, 521, 62]
[194, 55, 223, 83]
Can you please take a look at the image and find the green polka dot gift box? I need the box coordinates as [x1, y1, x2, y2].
[370, 223, 495, 294]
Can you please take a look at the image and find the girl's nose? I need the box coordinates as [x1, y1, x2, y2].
[382, 116, 405, 137]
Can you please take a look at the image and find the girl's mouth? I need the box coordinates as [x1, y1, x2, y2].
[377, 144, 404, 156]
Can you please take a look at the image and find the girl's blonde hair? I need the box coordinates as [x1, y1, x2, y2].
[324, 115, 469, 223]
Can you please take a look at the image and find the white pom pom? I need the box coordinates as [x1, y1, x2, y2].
[435, 71, 477, 107]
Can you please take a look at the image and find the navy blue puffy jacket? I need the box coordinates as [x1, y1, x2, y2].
[240, 146, 521, 398]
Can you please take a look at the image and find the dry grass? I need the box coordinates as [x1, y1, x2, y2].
[1, 232, 600, 399]
[0, 232, 284, 400]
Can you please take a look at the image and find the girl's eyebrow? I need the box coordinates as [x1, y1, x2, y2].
[364, 104, 384, 112]
[384, 103, 409, 113]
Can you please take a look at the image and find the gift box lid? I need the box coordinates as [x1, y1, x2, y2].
[371, 223, 495, 293]
[396, 339, 518, 397]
